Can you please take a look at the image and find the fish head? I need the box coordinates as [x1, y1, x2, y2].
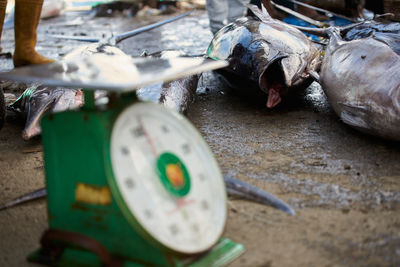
[22, 87, 84, 140]
[22, 85, 59, 140]
[207, 17, 318, 109]
[207, 21, 252, 61]
[258, 51, 313, 108]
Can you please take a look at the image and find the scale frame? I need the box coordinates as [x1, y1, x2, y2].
[0, 55, 244, 266]
[27, 91, 244, 266]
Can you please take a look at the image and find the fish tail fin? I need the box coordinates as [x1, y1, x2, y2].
[224, 176, 296, 216]
[308, 70, 320, 83]
[339, 103, 369, 129]
[326, 28, 344, 51]
[247, 4, 271, 22]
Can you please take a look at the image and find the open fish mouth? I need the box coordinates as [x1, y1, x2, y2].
[259, 54, 289, 108]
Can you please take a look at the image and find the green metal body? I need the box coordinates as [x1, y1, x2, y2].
[29, 92, 244, 266]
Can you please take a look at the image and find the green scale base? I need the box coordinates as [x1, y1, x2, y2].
[28, 235, 244, 267]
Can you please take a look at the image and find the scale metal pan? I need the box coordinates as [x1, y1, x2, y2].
[0, 54, 227, 91]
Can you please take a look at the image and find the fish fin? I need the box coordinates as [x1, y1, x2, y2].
[0, 188, 46, 211]
[224, 176, 295, 216]
[140, 50, 149, 57]
[326, 28, 345, 51]
[6, 84, 38, 113]
[247, 4, 271, 22]
[308, 70, 320, 83]
[339, 103, 369, 129]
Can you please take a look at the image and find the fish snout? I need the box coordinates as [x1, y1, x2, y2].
[22, 126, 42, 141]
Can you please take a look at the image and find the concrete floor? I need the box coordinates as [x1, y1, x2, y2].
[0, 8, 400, 267]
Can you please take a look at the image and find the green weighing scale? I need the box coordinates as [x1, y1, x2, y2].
[0, 53, 244, 266]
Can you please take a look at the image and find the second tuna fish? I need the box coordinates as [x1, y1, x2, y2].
[207, 5, 321, 108]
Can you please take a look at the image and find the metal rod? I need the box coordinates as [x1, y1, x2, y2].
[48, 10, 194, 45]
[114, 10, 194, 44]
[271, 1, 328, 27]
[46, 35, 100, 43]
[284, 0, 357, 22]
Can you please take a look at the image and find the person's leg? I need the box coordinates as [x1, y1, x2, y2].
[0, 0, 7, 52]
[13, 0, 54, 67]
[206, 0, 229, 34]
[227, 0, 250, 23]
[249, 0, 261, 8]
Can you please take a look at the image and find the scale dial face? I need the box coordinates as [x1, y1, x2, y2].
[110, 102, 227, 254]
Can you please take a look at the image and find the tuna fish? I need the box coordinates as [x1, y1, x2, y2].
[321, 29, 400, 140]
[7, 50, 202, 139]
[296, 22, 400, 141]
[207, 4, 321, 108]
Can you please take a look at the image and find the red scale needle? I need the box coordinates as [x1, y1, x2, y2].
[137, 116, 159, 157]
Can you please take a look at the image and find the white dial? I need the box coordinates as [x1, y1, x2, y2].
[110, 102, 227, 254]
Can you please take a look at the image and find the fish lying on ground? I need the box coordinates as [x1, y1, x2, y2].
[137, 50, 200, 114]
[207, 5, 321, 108]
[297, 22, 400, 141]
[0, 176, 295, 216]
[7, 50, 201, 139]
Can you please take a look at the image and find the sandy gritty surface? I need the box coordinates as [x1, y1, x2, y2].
[0, 8, 399, 267]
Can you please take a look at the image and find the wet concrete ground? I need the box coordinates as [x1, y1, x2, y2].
[0, 8, 400, 267]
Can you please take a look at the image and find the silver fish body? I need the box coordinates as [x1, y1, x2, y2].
[207, 5, 320, 108]
[320, 29, 400, 141]
[137, 51, 200, 114]
[137, 74, 199, 115]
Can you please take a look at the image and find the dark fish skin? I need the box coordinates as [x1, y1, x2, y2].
[207, 5, 321, 108]
[320, 29, 400, 141]
[137, 51, 200, 114]
[343, 21, 400, 40]
[342, 21, 400, 56]
[136, 74, 199, 114]
[158, 74, 199, 114]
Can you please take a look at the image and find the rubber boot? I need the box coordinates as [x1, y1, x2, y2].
[0, 0, 7, 52]
[13, 0, 54, 67]
[0, 87, 4, 130]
